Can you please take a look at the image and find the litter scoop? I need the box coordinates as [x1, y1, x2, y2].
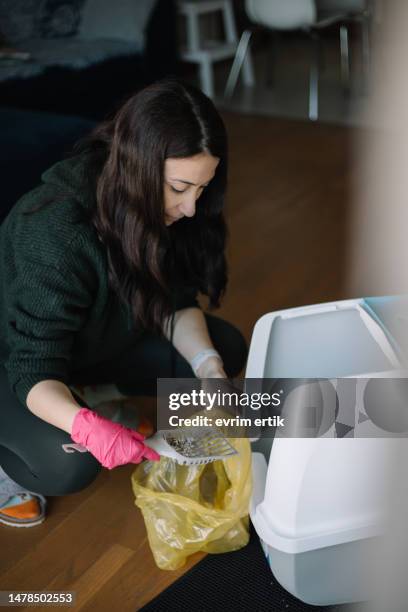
[146, 426, 238, 465]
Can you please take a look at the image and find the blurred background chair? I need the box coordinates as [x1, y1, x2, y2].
[178, 0, 254, 98]
[224, 0, 372, 121]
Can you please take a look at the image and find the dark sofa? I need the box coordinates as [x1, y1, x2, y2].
[0, 0, 179, 120]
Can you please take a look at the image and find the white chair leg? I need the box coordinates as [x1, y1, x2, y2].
[265, 31, 279, 88]
[309, 33, 319, 121]
[224, 29, 253, 98]
[340, 24, 351, 94]
[186, 10, 200, 54]
[200, 56, 214, 98]
[242, 45, 255, 87]
[222, 0, 254, 88]
[361, 13, 371, 93]
[223, 0, 238, 44]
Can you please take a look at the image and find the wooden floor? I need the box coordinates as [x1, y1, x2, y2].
[0, 113, 356, 610]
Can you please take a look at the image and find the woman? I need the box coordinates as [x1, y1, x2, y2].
[0, 79, 247, 527]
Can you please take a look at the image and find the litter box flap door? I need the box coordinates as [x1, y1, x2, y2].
[364, 295, 408, 365]
[255, 438, 393, 554]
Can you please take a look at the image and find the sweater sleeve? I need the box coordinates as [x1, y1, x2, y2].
[3, 244, 96, 407]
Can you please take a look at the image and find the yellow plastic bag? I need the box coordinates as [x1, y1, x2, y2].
[131, 437, 252, 570]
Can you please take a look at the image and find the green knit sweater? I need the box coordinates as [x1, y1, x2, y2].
[0, 152, 198, 407]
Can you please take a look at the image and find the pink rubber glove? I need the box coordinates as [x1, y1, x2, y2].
[71, 407, 160, 469]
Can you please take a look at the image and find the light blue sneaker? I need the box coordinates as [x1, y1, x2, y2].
[0, 466, 46, 527]
[0, 492, 46, 528]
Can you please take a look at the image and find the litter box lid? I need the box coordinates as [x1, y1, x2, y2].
[245, 298, 403, 379]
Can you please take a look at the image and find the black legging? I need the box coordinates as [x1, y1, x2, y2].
[0, 314, 247, 496]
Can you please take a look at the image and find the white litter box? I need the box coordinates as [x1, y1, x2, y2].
[246, 297, 408, 606]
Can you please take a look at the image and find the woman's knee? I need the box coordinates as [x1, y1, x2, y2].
[36, 447, 102, 496]
[0, 439, 101, 497]
[205, 315, 248, 377]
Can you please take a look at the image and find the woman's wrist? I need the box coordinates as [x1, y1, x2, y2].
[195, 355, 226, 379]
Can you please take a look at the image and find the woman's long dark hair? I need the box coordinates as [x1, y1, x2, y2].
[78, 78, 228, 335]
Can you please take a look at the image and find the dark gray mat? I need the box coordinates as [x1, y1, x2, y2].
[140, 524, 356, 612]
